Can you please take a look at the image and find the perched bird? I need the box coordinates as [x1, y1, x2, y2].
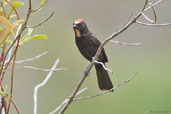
[72, 18, 113, 90]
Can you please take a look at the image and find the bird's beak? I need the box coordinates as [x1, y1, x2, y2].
[72, 24, 77, 29]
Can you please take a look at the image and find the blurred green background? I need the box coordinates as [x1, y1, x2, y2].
[5, 0, 171, 114]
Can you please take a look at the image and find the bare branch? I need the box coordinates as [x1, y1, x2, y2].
[49, 88, 87, 114]
[33, 59, 59, 114]
[116, 12, 133, 32]
[143, 0, 162, 12]
[7, 35, 21, 114]
[58, 62, 94, 114]
[142, 0, 148, 12]
[73, 73, 137, 101]
[27, 11, 54, 28]
[110, 40, 142, 46]
[4, 66, 67, 72]
[31, 0, 49, 12]
[75, 88, 87, 96]
[140, 1, 157, 24]
[12, 51, 47, 64]
[49, 99, 68, 114]
[136, 21, 171, 27]
[149, 2, 157, 23]
[7, 96, 20, 114]
[141, 12, 154, 23]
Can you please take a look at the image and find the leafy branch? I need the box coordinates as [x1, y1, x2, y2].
[0, 0, 54, 113]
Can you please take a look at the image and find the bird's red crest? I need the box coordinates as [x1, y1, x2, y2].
[74, 18, 84, 24]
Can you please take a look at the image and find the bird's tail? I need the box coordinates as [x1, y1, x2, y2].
[95, 63, 113, 90]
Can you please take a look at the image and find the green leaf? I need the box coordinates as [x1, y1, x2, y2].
[29, 35, 47, 40]
[0, 85, 8, 98]
[13, 1, 24, 8]
[20, 34, 47, 45]
[19, 27, 47, 45]
[40, 0, 45, 6]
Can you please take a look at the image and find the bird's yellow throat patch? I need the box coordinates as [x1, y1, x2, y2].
[75, 29, 81, 37]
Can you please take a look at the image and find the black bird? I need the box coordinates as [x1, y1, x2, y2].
[72, 18, 113, 90]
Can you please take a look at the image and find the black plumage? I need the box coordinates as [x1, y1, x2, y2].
[73, 18, 113, 90]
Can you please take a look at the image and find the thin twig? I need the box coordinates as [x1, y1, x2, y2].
[31, 0, 49, 12]
[49, 88, 87, 114]
[7, 41, 19, 114]
[149, 2, 157, 23]
[110, 40, 142, 46]
[136, 21, 171, 26]
[116, 12, 133, 32]
[143, 0, 162, 12]
[4, 66, 67, 72]
[73, 73, 137, 101]
[5, 94, 20, 114]
[50, 99, 68, 114]
[11, 51, 47, 64]
[33, 59, 59, 114]
[10, 97, 19, 114]
[141, 12, 154, 23]
[27, 11, 54, 28]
